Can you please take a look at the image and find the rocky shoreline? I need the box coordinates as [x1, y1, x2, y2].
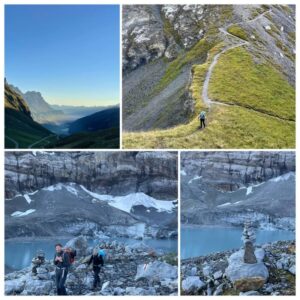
[5, 236, 178, 296]
[181, 240, 295, 296]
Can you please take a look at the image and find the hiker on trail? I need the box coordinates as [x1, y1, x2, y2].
[54, 243, 70, 295]
[87, 249, 105, 290]
[31, 250, 45, 275]
[199, 110, 206, 129]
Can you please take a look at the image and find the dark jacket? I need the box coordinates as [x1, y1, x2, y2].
[88, 254, 104, 267]
[54, 251, 70, 268]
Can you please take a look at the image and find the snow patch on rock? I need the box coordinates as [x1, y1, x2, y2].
[80, 186, 175, 213]
[11, 209, 36, 217]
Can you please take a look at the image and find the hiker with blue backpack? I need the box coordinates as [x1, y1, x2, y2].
[87, 249, 105, 290]
[199, 110, 206, 129]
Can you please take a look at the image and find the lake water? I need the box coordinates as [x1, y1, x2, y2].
[181, 226, 295, 259]
[5, 237, 177, 271]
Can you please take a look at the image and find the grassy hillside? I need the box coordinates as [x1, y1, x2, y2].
[51, 127, 119, 149]
[69, 107, 119, 134]
[123, 105, 294, 149]
[209, 47, 295, 121]
[5, 108, 54, 149]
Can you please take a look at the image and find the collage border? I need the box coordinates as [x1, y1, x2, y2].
[1, 0, 298, 298]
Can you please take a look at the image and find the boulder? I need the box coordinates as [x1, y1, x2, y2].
[125, 287, 156, 295]
[240, 290, 261, 296]
[213, 283, 225, 295]
[225, 249, 269, 292]
[213, 270, 223, 280]
[190, 266, 198, 276]
[289, 265, 296, 275]
[182, 276, 205, 294]
[202, 265, 212, 276]
[113, 287, 125, 295]
[36, 267, 50, 280]
[5, 278, 25, 295]
[101, 281, 110, 292]
[24, 278, 53, 295]
[135, 261, 177, 281]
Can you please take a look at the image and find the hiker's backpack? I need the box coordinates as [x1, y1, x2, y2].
[65, 249, 77, 264]
[200, 111, 206, 119]
[98, 249, 106, 262]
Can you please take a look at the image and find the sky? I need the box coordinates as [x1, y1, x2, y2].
[5, 5, 120, 107]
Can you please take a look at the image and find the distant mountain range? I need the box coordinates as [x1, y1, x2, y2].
[69, 107, 119, 134]
[4, 80, 120, 149]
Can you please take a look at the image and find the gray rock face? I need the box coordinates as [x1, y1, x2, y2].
[135, 260, 178, 281]
[181, 151, 295, 229]
[182, 276, 205, 294]
[5, 151, 177, 200]
[182, 151, 295, 191]
[5, 152, 178, 239]
[123, 5, 167, 71]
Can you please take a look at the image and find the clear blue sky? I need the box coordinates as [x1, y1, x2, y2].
[5, 5, 120, 106]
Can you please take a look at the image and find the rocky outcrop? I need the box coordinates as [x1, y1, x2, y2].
[181, 151, 295, 229]
[181, 240, 295, 295]
[181, 151, 295, 191]
[5, 239, 178, 296]
[123, 5, 295, 79]
[4, 81, 31, 116]
[5, 151, 177, 200]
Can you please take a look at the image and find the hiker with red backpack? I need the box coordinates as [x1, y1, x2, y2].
[87, 249, 105, 290]
[53, 243, 71, 295]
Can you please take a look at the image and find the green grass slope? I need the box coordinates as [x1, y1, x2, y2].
[209, 47, 295, 121]
[51, 127, 119, 149]
[5, 108, 53, 149]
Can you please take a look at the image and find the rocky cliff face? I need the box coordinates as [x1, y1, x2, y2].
[181, 151, 295, 229]
[4, 81, 31, 116]
[181, 151, 295, 192]
[123, 5, 295, 81]
[5, 152, 178, 239]
[5, 151, 177, 200]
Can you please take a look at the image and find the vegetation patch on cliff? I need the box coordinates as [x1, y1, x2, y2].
[227, 25, 248, 41]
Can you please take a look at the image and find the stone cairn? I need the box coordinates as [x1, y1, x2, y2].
[242, 221, 257, 264]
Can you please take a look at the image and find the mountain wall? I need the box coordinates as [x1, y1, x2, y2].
[5, 151, 178, 200]
[181, 151, 295, 229]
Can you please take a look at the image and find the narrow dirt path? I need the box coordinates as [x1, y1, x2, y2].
[5, 136, 19, 149]
[28, 134, 56, 149]
[201, 9, 271, 110]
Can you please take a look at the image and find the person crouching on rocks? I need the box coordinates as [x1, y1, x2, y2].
[87, 249, 104, 290]
[54, 243, 70, 295]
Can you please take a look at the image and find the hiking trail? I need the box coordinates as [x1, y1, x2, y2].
[202, 9, 272, 110]
[5, 136, 19, 149]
